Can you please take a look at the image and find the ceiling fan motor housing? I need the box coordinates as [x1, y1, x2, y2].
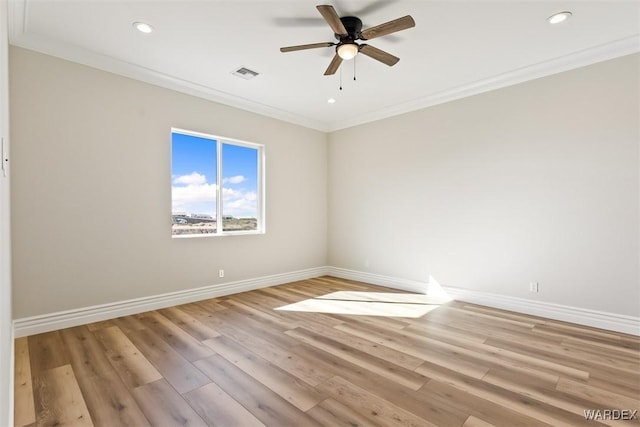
[336, 16, 363, 42]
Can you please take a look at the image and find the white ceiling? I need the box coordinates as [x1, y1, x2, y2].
[8, 0, 640, 131]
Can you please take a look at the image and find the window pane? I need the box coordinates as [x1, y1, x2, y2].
[222, 143, 258, 231]
[171, 132, 217, 235]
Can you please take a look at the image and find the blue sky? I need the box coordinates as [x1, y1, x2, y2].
[172, 132, 216, 183]
[171, 131, 258, 218]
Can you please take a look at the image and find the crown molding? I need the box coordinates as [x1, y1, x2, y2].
[328, 35, 640, 131]
[9, 35, 331, 132]
[7, 0, 329, 132]
[7, 0, 640, 133]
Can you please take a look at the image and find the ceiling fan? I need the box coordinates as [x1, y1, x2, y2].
[280, 5, 415, 76]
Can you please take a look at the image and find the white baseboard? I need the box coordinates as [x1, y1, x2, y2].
[326, 267, 639, 336]
[326, 266, 430, 294]
[13, 266, 640, 337]
[13, 266, 329, 337]
[443, 286, 640, 336]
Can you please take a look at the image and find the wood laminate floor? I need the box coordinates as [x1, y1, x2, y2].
[14, 276, 640, 426]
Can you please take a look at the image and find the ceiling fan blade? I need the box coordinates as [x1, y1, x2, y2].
[324, 54, 343, 75]
[317, 5, 348, 36]
[359, 44, 400, 66]
[360, 15, 415, 40]
[280, 42, 334, 53]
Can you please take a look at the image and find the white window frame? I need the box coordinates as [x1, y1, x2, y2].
[171, 127, 265, 238]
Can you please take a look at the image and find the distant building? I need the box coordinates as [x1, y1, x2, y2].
[190, 214, 213, 220]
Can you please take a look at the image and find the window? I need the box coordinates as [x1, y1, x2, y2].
[171, 128, 264, 237]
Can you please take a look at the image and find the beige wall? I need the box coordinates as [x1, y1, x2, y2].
[328, 54, 639, 317]
[10, 47, 327, 318]
[10, 46, 639, 321]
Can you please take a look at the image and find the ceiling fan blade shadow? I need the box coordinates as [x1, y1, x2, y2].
[360, 15, 415, 40]
[330, 0, 397, 19]
[272, 17, 327, 27]
[354, 0, 399, 17]
[324, 54, 343, 75]
[359, 44, 399, 66]
[317, 5, 348, 36]
[280, 42, 334, 53]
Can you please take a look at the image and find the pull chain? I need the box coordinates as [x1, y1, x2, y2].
[354, 55, 357, 81]
[339, 65, 343, 91]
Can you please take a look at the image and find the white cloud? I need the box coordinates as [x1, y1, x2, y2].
[172, 183, 217, 214]
[223, 188, 257, 218]
[173, 172, 207, 185]
[172, 172, 216, 215]
[171, 172, 256, 218]
[172, 183, 217, 204]
[223, 175, 246, 185]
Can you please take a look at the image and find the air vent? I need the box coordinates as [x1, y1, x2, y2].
[231, 67, 260, 80]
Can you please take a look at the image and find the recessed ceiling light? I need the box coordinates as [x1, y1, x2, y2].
[547, 11, 572, 24]
[327, 98, 336, 104]
[133, 22, 153, 33]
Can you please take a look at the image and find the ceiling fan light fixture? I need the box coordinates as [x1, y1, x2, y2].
[337, 43, 359, 60]
[547, 11, 572, 24]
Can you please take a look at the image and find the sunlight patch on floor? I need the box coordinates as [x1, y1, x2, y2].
[275, 291, 451, 318]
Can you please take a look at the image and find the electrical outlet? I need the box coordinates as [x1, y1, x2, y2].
[219, 269, 225, 278]
[529, 282, 539, 293]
